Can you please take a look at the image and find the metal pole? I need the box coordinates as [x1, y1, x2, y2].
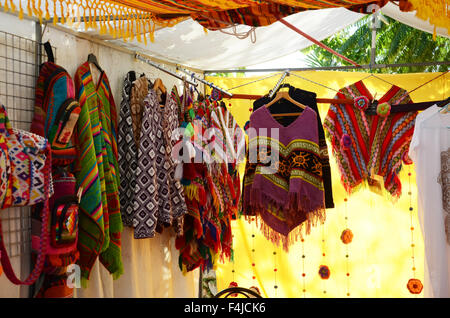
[135, 53, 198, 86]
[370, 14, 377, 68]
[177, 67, 233, 97]
[203, 61, 450, 74]
[268, 70, 289, 98]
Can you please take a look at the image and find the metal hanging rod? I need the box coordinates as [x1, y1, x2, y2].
[176, 66, 233, 97]
[204, 61, 450, 74]
[135, 53, 198, 86]
[268, 70, 289, 98]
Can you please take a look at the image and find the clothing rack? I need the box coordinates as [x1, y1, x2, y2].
[135, 53, 198, 87]
[176, 66, 233, 98]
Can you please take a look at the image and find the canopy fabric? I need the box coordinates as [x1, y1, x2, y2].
[108, 8, 365, 70]
[7, 0, 448, 46]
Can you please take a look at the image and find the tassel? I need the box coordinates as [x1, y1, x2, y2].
[27, 0, 32, 17]
[136, 18, 142, 43]
[149, 21, 155, 43]
[9, 0, 15, 12]
[142, 19, 147, 45]
[52, 1, 57, 25]
[32, 0, 38, 16]
[44, 0, 50, 20]
[37, 0, 43, 25]
[19, 0, 24, 19]
[59, 0, 65, 24]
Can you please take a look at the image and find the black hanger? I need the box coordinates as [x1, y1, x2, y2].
[274, 83, 294, 95]
[365, 100, 379, 115]
[88, 53, 103, 72]
[43, 41, 55, 63]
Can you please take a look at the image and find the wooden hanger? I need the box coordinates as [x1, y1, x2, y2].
[265, 88, 307, 117]
[153, 78, 166, 94]
[153, 78, 167, 108]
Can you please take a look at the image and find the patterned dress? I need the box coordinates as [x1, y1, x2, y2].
[324, 80, 417, 198]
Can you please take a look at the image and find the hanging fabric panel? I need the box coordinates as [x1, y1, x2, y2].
[6, 0, 447, 45]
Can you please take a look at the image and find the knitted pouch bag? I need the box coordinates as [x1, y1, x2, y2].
[0, 103, 53, 285]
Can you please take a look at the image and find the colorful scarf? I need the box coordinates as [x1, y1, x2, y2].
[73, 62, 123, 282]
[242, 106, 326, 251]
[323, 80, 417, 198]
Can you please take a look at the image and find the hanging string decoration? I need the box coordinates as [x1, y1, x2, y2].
[318, 224, 329, 295]
[406, 164, 423, 295]
[341, 197, 352, 297]
[300, 237, 306, 297]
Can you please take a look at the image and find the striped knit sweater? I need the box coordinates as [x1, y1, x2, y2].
[324, 80, 417, 198]
[73, 62, 123, 282]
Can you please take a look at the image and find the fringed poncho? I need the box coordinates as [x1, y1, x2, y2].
[242, 106, 326, 251]
[323, 81, 417, 198]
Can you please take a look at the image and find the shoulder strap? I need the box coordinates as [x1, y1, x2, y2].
[0, 152, 51, 285]
[43, 41, 54, 63]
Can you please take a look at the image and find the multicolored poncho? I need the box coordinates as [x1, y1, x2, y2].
[73, 62, 123, 282]
[242, 106, 326, 251]
[175, 95, 243, 272]
[323, 80, 417, 198]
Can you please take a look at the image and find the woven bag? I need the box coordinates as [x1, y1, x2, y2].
[0, 103, 53, 285]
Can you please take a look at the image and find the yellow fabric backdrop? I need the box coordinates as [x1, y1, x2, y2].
[206, 71, 449, 298]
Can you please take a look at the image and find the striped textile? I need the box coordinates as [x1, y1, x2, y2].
[109, 0, 388, 28]
[73, 62, 123, 282]
[323, 80, 418, 198]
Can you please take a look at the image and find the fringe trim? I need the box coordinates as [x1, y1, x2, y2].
[246, 206, 326, 252]
[245, 188, 327, 251]
[9, 0, 185, 44]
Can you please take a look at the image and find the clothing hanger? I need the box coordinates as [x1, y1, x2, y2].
[87, 53, 103, 73]
[152, 78, 167, 107]
[265, 86, 307, 117]
[153, 78, 166, 94]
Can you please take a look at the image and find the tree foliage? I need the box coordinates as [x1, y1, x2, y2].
[302, 15, 450, 73]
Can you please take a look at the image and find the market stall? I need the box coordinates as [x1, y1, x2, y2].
[0, 0, 448, 299]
